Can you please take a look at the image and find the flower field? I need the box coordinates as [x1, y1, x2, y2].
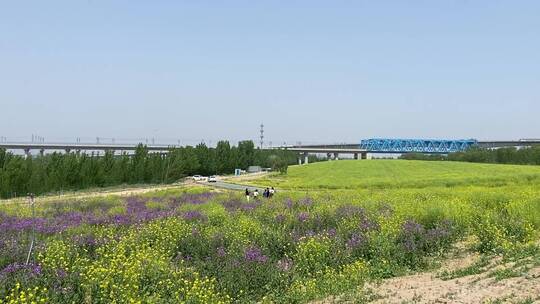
[1, 160, 540, 303]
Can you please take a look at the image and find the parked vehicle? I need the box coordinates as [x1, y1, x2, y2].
[192, 175, 205, 181]
[208, 176, 217, 183]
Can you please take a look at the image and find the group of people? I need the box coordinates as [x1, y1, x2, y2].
[245, 187, 275, 201]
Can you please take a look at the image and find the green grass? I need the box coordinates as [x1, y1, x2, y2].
[253, 160, 540, 190]
[253, 159, 540, 237]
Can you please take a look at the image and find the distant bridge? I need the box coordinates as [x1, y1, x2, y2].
[0, 142, 177, 156]
[285, 138, 540, 164]
[360, 138, 478, 154]
[1, 138, 539, 163]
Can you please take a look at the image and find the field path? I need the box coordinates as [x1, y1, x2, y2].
[317, 249, 540, 304]
[366, 265, 540, 303]
[0, 183, 189, 205]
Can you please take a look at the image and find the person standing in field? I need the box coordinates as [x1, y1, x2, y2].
[245, 188, 250, 202]
[269, 187, 275, 198]
[253, 189, 259, 199]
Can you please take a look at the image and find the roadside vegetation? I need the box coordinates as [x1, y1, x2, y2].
[1, 160, 539, 303]
[0, 140, 295, 199]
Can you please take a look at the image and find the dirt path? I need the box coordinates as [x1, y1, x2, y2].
[0, 183, 190, 205]
[366, 262, 540, 303]
[318, 248, 540, 303]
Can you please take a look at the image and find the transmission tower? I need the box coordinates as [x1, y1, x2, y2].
[259, 123, 264, 149]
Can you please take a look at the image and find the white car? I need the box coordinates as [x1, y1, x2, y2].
[192, 175, 205, 181]
[208, 176, 217, 183]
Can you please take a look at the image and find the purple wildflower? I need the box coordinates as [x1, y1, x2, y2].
[285, 198, 294, 209]
[402, 220, 425, 235]
[182, 210, 207, 222]
[0, 263, 42, 278]
[335, 205, 365, 218]
[297, 212, 309, 223]
[56, 269, 67, 278]
[241, 201, 261, 212]
[326, 228, 337, 238]
[299, 197, 313, 207]
[181, 192, 216, 205]
[221, 199, 243, 213]
[346, 233, 367, 250]
[359, 216, 380, 232]
[244, 246, 268, 263]
[399, 220, 426, 253]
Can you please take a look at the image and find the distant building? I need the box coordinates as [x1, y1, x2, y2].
[247, 166, 262, 173]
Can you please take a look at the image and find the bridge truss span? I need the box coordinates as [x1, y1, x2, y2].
[359, 138, 478, 154]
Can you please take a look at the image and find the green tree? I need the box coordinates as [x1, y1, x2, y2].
[215, 140, 232, 174]
[237, 140, 255, 169]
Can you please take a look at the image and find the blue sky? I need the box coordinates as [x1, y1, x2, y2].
[1, 1, 539, 145]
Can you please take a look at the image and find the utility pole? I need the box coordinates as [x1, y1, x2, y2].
[260, 123, 264, 149]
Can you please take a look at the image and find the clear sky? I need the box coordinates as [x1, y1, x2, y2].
[1, 1, 539, 146]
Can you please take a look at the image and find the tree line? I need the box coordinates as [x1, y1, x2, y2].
[400, 146, 540, 165]
[0, 140, 301, 199]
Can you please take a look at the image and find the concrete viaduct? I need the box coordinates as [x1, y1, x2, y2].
[284, 147, 368, 165]
[0, 143, 176, 157]
[1, 139, 539, 164]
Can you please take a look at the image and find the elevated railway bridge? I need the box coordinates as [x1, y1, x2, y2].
[284, 139, 540, 164]
[0, 139, 539, 164]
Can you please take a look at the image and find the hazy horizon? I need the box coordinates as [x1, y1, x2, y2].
[2, 1, 539, 146]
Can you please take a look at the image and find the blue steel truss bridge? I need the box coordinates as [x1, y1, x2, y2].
[359, 138, 478, 154]
[284, 138, 540, 164]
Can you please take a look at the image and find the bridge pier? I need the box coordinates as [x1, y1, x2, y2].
[298, 153, 310, 165]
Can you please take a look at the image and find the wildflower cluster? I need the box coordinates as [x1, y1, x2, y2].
[0, 185, 539, 303]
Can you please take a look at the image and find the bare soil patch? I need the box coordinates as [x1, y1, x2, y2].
[316, 248, 540, 304]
